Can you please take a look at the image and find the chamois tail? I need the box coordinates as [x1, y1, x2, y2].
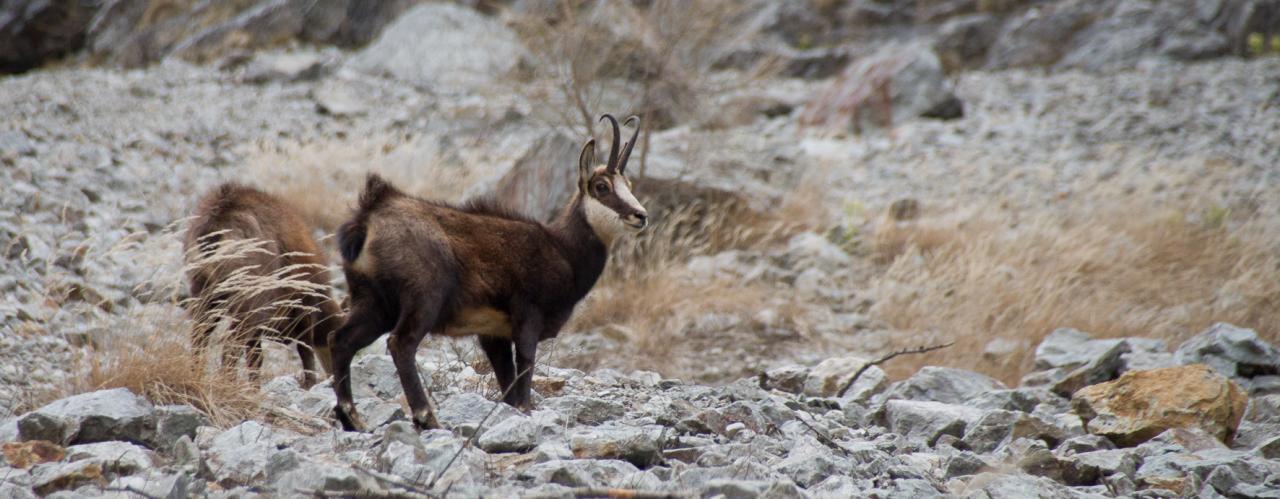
[337, 174, 398, 263]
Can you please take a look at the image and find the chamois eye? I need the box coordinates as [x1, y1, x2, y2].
[596, 182, 610, 194]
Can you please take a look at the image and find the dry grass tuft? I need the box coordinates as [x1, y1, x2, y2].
[868, 198, 1280, 383]
[566, 194, 810, 375]
[50, 223, 342, 428]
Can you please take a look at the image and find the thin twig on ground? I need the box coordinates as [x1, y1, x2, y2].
[836, 342, 955, 398]
[793, 412, 851, 456]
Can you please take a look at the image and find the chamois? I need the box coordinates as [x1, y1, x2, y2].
[183, 183, 344, 388]
[330, 115, 649, 431]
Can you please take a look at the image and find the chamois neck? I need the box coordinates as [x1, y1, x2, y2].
[551, 193, 610, 295]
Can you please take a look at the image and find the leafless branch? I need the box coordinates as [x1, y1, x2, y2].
[835, 342, 955, 398]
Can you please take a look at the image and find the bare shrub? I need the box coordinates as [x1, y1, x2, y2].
[510, 0, 773, 177]
[869, 199, 1280, 383]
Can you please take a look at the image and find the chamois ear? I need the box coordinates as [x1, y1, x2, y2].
[578, 139, 595, 193]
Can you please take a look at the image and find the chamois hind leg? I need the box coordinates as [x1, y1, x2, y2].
[507, 312, 544, 411]
[330, 303, 390, 432]
[388, 305, 443, 431]
[478, 337, 515, 398]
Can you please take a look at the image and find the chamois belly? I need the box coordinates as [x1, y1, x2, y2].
[441, 306, 512, 338]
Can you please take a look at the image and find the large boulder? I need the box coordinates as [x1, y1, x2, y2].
[934, 14, 1003, 73]
[1071, 365, 1248, 447]
[569, 424, 665, 468]
[346, 3, 528, 92]
[800, 43, 963, 134]
[469, 131, 580, 223]
[17, 388, 155, 446]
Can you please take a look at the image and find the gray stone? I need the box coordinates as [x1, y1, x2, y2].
[18, 388, 155, 446]
[355, 398, 405, 428]
[241, 51, 326, 83]
[944, 451, 992, 478]
[349, 355, 401, 400]
[1057, 435, 1117, 455]
[879, 400, 984, 445]
[702, 478, 769, 498]
[1051, 338, 1131, 398]
[435, 392, 519, 436]
[270, 456, 378, 496]
[204, 421, 297, 486]
[29, 460, 106, 496]
[521, 459, 640, 488]
[963, 410, 1068, 454]
[1235, 395, 1280, 449]
[802, 356, 887, 401]
[763, 365, 809, 394]
[569, 424, 665, 468]
[775, 439, 850, 488]
[1175, 323, 1280, 385]
[962, 472, 1077, 498]
[65, 441, 154, 475]
[969, 388, 1045, 413]
[540, 395, 625, 426]
[1069, 449, 1139, 481]
[153, 405, 206, 449]
[108, 472, 203, 499]
[312, 80, 368, 117]
[477, 414, 538, 453]
[346, 3, 528, 91]
[881, 366, 1006, 405]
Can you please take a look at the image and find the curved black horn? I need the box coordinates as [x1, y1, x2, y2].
[617, 115, 641, 174]
[598, 114, 621, 173]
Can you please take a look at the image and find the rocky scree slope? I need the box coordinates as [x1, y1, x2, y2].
[3, 322, 1280, 497]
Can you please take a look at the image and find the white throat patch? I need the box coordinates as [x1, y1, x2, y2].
[585, 196, 627, 247]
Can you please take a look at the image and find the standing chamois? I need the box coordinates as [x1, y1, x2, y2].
[183, 183, 344, 388]
[330, 115, 649, 431]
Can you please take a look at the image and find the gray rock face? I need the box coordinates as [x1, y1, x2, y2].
[800, 42, 963, 134]
[347, 3, 527, 92]
[1175, 323, 1280, 389]
[474, 131, 580, 224]
[17, 388, 155, 446]
[963, 410, 1068, 454]
[881, 366, 1007, 405]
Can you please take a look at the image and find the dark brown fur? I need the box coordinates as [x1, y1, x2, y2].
[330, 120, 648, 431]
[183, 183, 343, 388]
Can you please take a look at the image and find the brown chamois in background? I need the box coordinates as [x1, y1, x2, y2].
[329, 115, 649, 431]
[183, 183, 344, 388]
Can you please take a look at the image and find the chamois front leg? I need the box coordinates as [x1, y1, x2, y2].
[508, 313, 544, 411]
[478, 337, 515, 397]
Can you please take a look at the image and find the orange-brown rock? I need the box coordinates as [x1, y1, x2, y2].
[1070, 364, 1247, 447]
[1, 440, 65, 469]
